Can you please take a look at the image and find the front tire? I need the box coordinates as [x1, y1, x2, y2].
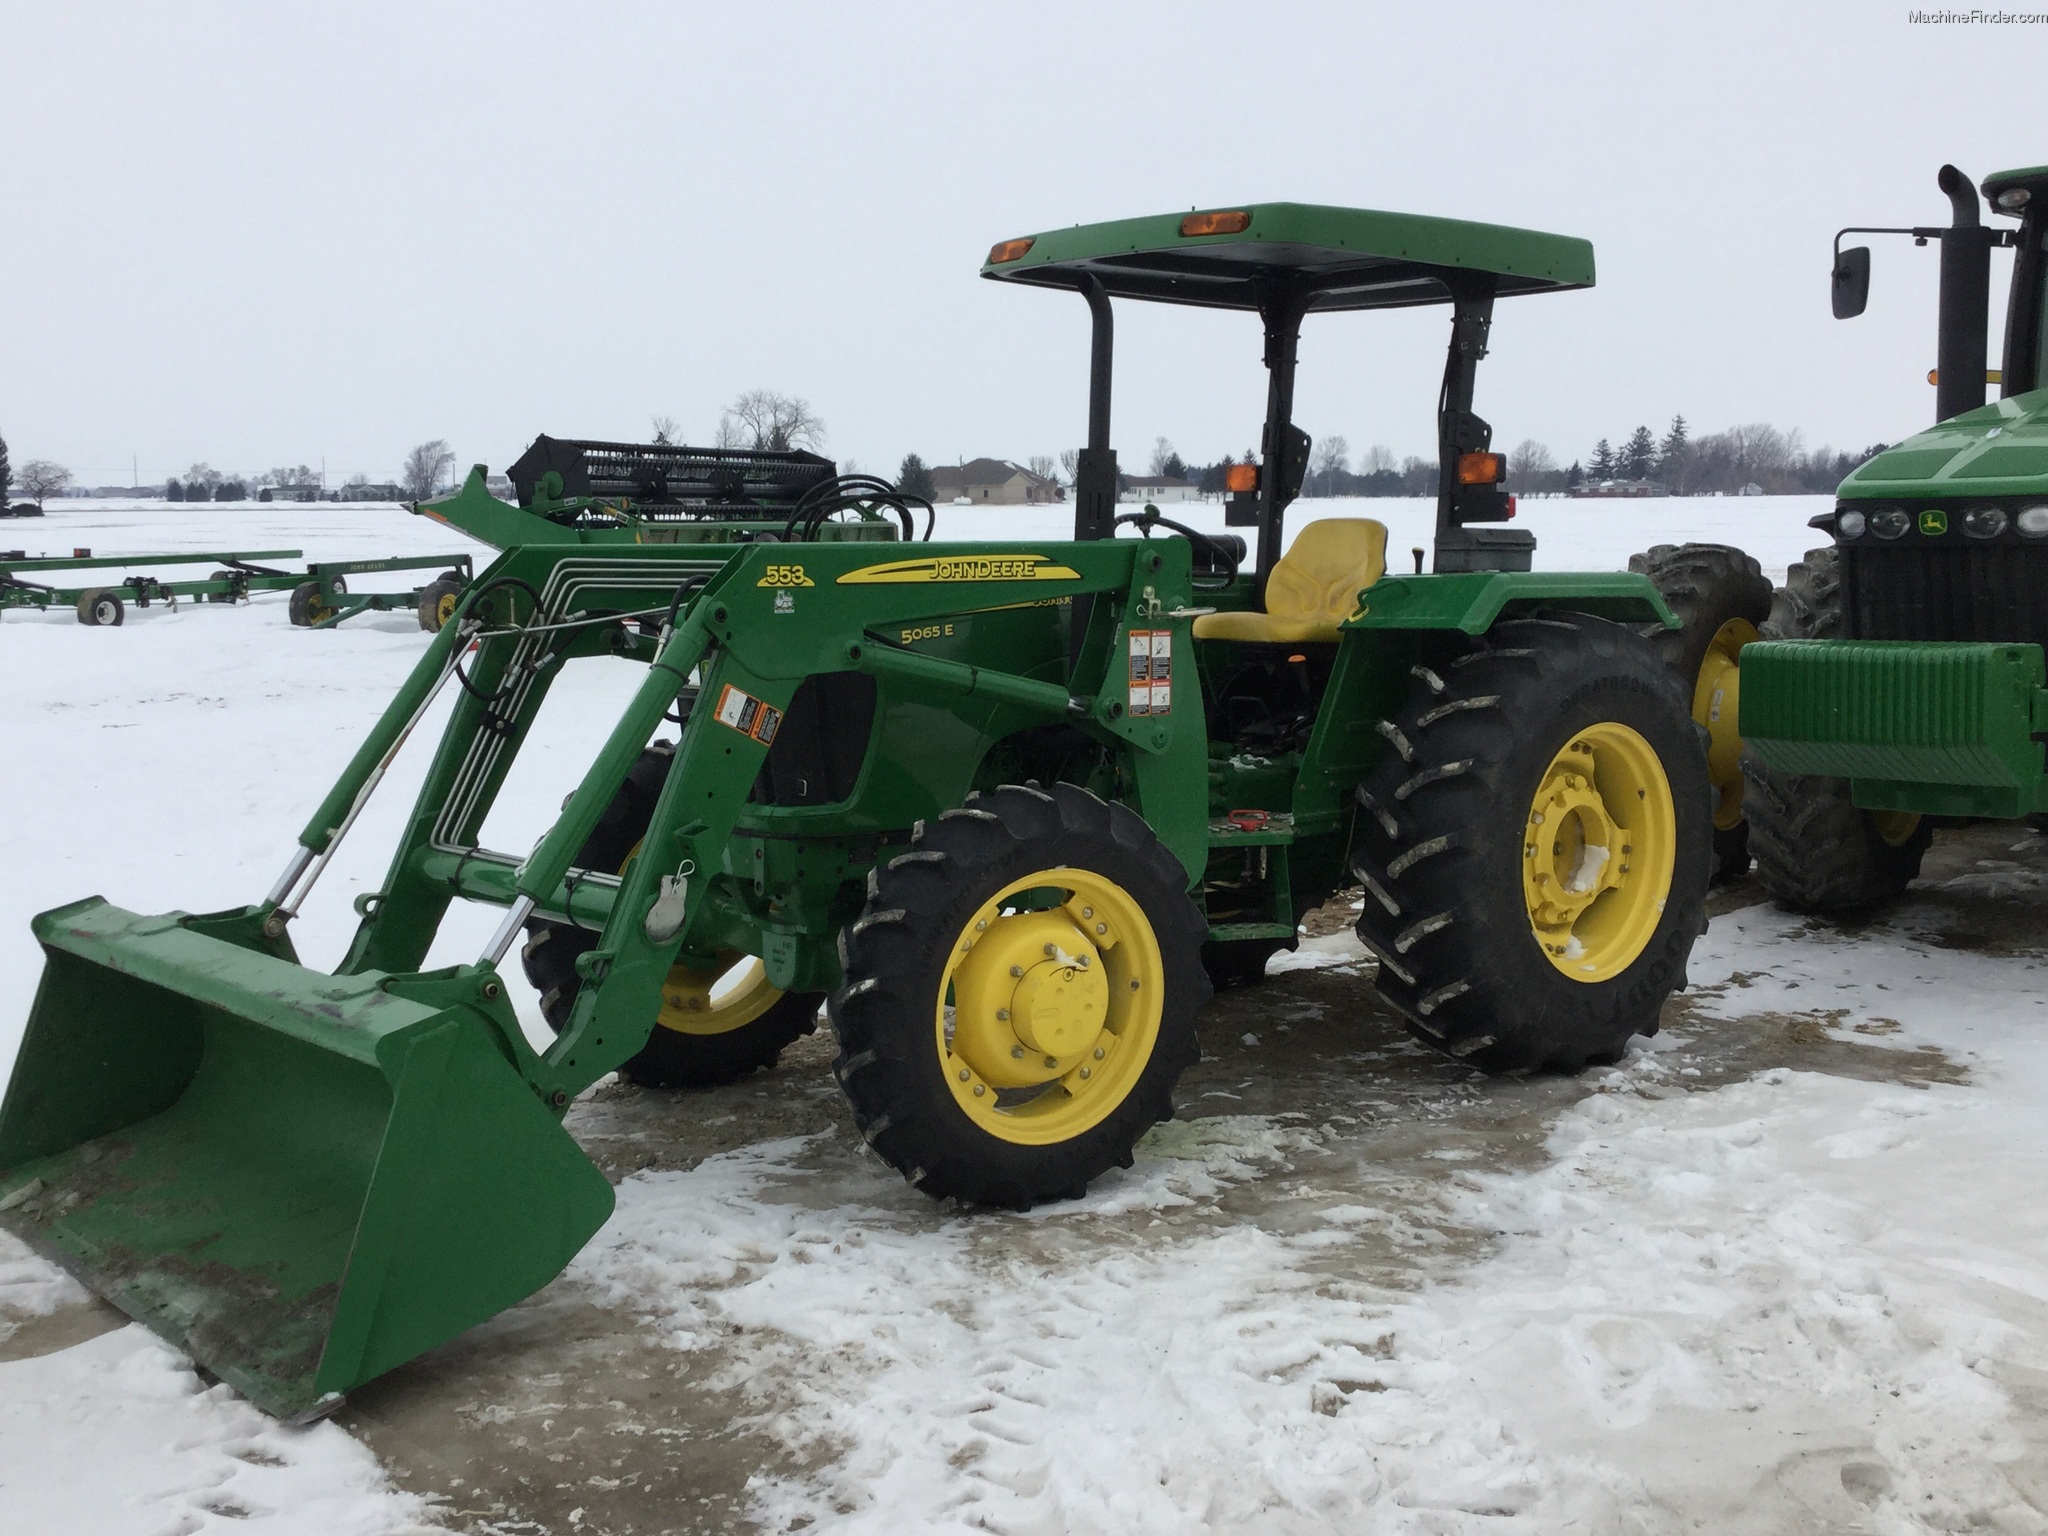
[519, 743, 824, 1087]
[1742, 547, 1931, 913]
[831, 784, 1209, 1208]
[1352, 615, 1712, 1073]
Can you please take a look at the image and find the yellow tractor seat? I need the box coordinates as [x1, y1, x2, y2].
[1191, 517, 1388, 645]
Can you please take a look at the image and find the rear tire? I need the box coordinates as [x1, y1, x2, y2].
[518, 742, 823, 1088]
[1742, 547, 1931, 913]
[1628, 543, 1772, 881]
[1352, 615, 1712, 1073]
[831, 784, 1208, 1208]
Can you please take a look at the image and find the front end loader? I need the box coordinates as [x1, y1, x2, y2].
[0, 202, 1712, 1417]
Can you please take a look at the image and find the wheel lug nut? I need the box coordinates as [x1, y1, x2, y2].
[996, 1008, 1010, 1021]
[1010, 965, 1024, 978]
[959, 1068, 971, 1082]
[1082, 906, 1094, 919]
[1043, 943, 1057, 957]
[1045, 1055, 1059, 1067]
[1093, 1048, 1105, 1060]
[1011, 1045, 1025, 1058]
[973, 1084, 986, 1096]
[1079, 1067, 1091, 1079]
[1095, 923, 1107, 935]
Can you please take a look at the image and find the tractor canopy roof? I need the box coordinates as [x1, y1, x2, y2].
[980, 202, 1595, 312]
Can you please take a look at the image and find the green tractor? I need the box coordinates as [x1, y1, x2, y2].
[0, 202, 1712, 1419]
[1728, 163, 2048, 909]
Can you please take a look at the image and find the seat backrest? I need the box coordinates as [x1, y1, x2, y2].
[1263, 518, 1388, 628]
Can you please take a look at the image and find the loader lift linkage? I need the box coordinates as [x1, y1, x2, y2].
[0, 202, 1711, 1418]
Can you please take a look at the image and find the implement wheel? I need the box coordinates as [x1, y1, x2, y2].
[417, 574, 464, 633]
[1741, 547, 1932, 912]
[832, 783, 1208, 1208]
[520, 742, 824, 1087]
[288, 580, 337, 627]
[75, 589, 125, 627]
[1352, 615, 1711, 1072]
[1628, 543, 1772, 881]
[204, 569, 242, 604]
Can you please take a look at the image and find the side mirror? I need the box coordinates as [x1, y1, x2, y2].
[1832, 245, 1871, 319]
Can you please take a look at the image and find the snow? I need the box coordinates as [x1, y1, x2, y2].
[5, 495, 2046, 1533]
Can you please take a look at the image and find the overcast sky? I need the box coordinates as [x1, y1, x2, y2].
[1, 1, 2038, 487]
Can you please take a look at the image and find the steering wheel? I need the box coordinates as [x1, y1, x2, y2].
[1113, 507, 1241, 590]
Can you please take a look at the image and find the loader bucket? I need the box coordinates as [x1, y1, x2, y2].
[0, 898, 614, 1421]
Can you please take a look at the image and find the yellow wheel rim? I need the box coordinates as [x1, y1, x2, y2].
[1871, 809, 1922, 847]
[1694, 618, 1756, 832]
[936, 866, 1165, 1146]
[435, 590, 458, 627]
[1522, 722, 1678, 983]
[655, 950, 785, 1037]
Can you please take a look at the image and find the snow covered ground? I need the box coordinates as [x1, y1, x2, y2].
[6, 496, 2047, 1534]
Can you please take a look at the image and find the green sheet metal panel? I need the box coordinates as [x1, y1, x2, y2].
[1838, 389, 2048, 500]
[1740, 638, 2048, 788]
[981, 202, 1594, 311]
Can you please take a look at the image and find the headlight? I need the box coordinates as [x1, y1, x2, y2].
[1964, 505, 2009, 539]
[1869, 508, 1911, 539]
[1835, 509, 1866, 538]
[2019, 505, 2048, 537]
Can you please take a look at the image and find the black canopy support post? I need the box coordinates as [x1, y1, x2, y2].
[1935, 164, 1993, 424]
[1072, 276, 1118, 542]
[1431, 274, 1531, 573]
[1254, 284, 1312, 586]
[1999, 203, 2045, 398]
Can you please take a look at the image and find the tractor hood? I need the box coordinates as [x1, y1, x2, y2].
[1840, 387, 2048, 500]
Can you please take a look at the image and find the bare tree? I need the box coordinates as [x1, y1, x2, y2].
[1507, 439, 1558, 495]
[1148, 437, 1178, 476]
[1359, 444, 1396, 476]
[401, 439, 456, 500]
[1059, 447, 1080, 481]
[17, 460, 72, 506]
[1310, 434, 1350, 492]
[719, 389, 825, 452]
[650, 415, 680, 446]
[183, 462, 223, 496]
[1026, 454, 1058, 484]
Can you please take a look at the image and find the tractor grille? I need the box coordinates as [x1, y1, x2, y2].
[1844, 542, 2048, 651]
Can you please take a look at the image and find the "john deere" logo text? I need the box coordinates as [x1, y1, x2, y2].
[837, 553, 1082, 585]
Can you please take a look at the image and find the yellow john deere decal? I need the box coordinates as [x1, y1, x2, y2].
[1917, 509, 1948, 536]
[837, 553, 1081, 585]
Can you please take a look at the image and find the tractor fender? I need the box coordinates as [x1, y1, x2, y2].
[1341, 570, 1678, 636]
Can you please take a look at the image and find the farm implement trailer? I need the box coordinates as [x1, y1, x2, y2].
[0, 201, 1713, 1419]
[0, 548, 474, 629]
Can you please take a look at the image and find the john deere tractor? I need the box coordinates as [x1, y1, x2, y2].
[1717, 163, 2048, 910]
[0, 202, 1711, 1418]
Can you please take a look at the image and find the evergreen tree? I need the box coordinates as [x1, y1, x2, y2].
[165, 478, 184, 502]
[1658, 414, 1689, 466]
[1621, 425, 1657, 480]
[1589, 439, 1616, 479]
[896, 452, 935, 500]
[0, 433, 10, 507]
[1567, 460, 1584, 490]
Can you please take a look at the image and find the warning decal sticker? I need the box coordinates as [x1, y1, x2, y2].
[713, 682, 783, 745]
[1126, 629, 1173, 716]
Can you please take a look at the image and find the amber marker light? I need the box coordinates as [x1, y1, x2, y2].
[1224, 463, 1259, 493]
[1456, 452, 1504, 485]
[1180, 210, 1251, 237]
[987, 237, 1034, 264]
